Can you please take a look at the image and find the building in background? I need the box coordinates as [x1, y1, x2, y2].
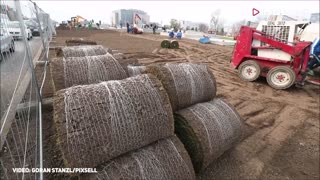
[310, 13, 320, 23]
[111, 9, 150, 27]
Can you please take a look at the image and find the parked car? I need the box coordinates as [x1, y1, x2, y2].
[24, 19, 40, 36]
[0, 28, 15, 60]
[8, 21, 33, 40]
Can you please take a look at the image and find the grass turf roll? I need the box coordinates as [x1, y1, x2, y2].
[65, 39, 97, 46]
[53, 74, 174, 168]
[56, 45, 107, 57]
[174, 98, 245, 173]
[84, 136, 196, 180]
[50, 54, 128, 92]
[170, 40, 179, 49]
[161, 39, 171, 48]
[146, 63, 216, 111]
[127, 64, 146, 77]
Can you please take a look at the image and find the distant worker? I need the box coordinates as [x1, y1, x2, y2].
[153, 24, 157, 34]
[88, 20, 92, 29]
[176, 30, 182, 39]
[307, 37, 320, 75]
[169, 31, 175, 38]
[126, 22, 130, 33]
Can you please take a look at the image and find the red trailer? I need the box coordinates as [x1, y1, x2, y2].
[231, 26, 313, 89]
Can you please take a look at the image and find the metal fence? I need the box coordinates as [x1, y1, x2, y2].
[0, 0, 55, 179]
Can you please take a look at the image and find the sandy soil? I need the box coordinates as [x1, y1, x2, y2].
[40, 29, 320, 179]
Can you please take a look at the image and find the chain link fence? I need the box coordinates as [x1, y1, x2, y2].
[0, 0, 55, 179]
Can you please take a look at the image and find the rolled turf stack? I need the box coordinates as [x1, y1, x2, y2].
[84, 136, 196, 180]
[161, 39, 171, 48]
[170, 40, 179, 49]
[50, 54, 128, 92]
[65, 39, 97, 46]
[127, 64, 146, 77]
[56, 45, 108, 57]
[174, 98, 245, 173]
[53, 74, 174, 168]
[112, 53, 139, 76]
[146, 63, 216, 111]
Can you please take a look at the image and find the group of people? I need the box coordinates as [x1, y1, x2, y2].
[169, 30, 182, 39]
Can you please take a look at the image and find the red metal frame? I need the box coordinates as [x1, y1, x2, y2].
[231, 26, 312, 81]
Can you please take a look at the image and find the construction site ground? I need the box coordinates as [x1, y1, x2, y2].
[49, 29, 320, 179]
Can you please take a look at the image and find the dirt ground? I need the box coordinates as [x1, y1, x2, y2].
[46, 29, 319, 179]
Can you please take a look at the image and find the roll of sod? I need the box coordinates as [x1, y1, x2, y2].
[146, 63, 216, 111]
[161, 39, 171, 48]
[127, 64, 146, 77]
[170, 40, 179, 49]
[53, 74, 174, 168]
[174, 98, 245, 173]
[50, 54, 128, 92]
[84, 136, 196, 180]
[65, 39, 97, 46]
[56, 45, 107, 57]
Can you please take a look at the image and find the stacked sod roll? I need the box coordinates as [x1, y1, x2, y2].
[146, 63, 245, 173]
[175, 98, 245, 173]
[145, 63, 217, 111]
[161, 39, 171, 48]
[53, 74, 175, 168]
[50, 54, 128, 92]
[127, 64, 146, 77]
[170, 40, 179, 49]
[55, 45, 108, 57]
[84, 136, 196, 180]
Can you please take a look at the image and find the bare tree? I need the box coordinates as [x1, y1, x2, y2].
[210, 9, 222, 34]
[231, 19, 246, 36]
[170, 19, 181, 32]
[199, 23, 209, 33]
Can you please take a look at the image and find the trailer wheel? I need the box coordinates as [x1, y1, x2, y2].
[238, 60, 261, 81]
[266, 66, 296, 90]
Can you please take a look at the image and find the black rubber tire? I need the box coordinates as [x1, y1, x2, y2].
[161, 39, 170, 48]
[266, 66, 296, 90]
[170, 40, 179, 49]
[238, 60, 261, 81]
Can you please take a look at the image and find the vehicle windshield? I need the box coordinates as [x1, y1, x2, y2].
[10, 23, 21, 28]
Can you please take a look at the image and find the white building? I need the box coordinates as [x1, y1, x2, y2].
[111, 9, 150, 27]
[179, 20, 206, 30]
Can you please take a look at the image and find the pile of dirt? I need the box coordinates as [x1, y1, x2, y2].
[53, 74, 174, 168]
[84, 136, 196, 180]
[65, 39, 97, 46]
[175, 98, 246, 173]
[50, 54, 127, 92]
[146, 63, 216, 111]
[56, 45, 107, 57]
[127, 64, 146, 77]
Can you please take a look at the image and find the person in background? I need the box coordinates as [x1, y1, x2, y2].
[126, 22, 130, 33]
[176, 30, 182, 39]
[153, 24, 157, 34]
[307, 37, 320, 75]
[169, 31, 175, 38]
[88, 20, 92, 30]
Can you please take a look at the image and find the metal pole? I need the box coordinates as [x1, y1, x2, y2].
[33, 2, 46, 51]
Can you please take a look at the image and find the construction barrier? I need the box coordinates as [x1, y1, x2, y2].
[127, 64, 146, 77]
[53, 74, 174, 168]
[56, 45, 107, 57]
[84, 136, 196, 180]
[50, 54, 128, 92]
[146, 63, 216, 111]
[174, 98, 245, 173]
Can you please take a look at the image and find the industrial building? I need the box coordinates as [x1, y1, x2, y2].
[111, 9, 150, 27]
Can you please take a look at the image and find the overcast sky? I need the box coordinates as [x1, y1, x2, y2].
[16, 1, 320, 25]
